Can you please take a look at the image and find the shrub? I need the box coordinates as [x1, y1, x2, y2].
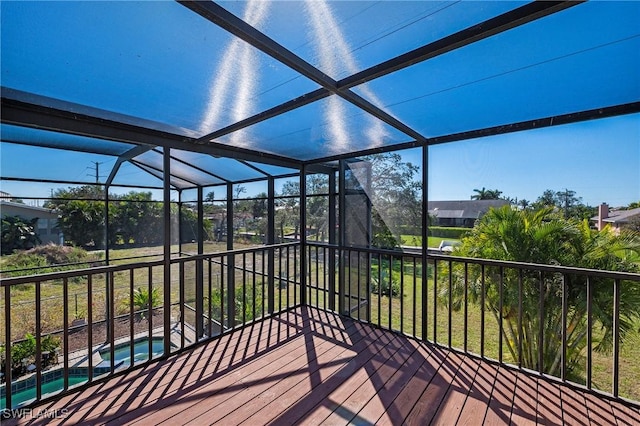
[1, 244, 103, 277]
[428, 226, 470, 239]
[132, 287, 160, 318]
[1, 215, 40, 254]
[11, 333, 36, 364]
[370, 273, 401, 297]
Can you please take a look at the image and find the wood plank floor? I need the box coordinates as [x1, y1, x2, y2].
[6, 307, 639, 425]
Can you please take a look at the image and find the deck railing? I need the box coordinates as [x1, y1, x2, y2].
[0, 242, 300, 410]
[304, 242, 640, 405]
[2, 241, 639, 410]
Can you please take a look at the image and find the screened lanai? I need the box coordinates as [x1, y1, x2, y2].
[1, 1, 640, 423]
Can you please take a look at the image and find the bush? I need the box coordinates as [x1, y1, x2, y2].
[1, 244, 103, 277]
[132, 287, 160, 318]
[1, 215, 41, 254]
[370, 273, 401, 297]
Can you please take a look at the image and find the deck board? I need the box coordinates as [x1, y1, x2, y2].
[5, 307, 638, 426]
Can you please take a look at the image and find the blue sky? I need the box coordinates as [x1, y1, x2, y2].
[426, 113, 640, 207]
[1, 1, 638, 208]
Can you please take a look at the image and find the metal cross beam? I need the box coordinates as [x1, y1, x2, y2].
[178, 0, 427, 144]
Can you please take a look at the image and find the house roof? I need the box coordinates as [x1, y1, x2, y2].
[1, 1, 639, 188]
[428, 200, 509, 220]
[591, 207, 640, 224]
[0, 200, 59, 218]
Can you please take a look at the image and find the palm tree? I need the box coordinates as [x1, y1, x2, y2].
[471, 187, 503, 200]
[446, 206, 640, 380]
[471, 187, 489, 200]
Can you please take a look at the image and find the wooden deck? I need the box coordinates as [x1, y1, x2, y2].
[7, 307, 639, 425]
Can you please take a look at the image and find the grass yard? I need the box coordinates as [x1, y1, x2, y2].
[400, 235, 460, 248]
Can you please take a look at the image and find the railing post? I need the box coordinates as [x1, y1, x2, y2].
[300, 164, 307, 306]
[4, 283, 12, 409]
[163, 147, 172, 357]
[196, 186, 204, 339]
[104, 184, 111, 341]
[613, 278, 621, 397]
[338, 160, 346, 314]
[561, 273, 568, 381]
[586, 276, 593, 389]
[328, 170, 336, 312]
[267, 177, 275, 314]
[226, 183, 235, 327]
[421, 144, 428, 342]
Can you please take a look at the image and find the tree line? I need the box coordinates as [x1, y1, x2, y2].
[43, 186, 202, 249]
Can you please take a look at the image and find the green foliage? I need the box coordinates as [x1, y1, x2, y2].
[1, 244, 103, 277]
[112, 191, 163, 246]
[132, 287, 160, 317]
[448, 205, 640, 379]
[365, 153, 422, 249]
[41, 334, 61, 353]
[370, 262, 402, 297]
[5, 333, 60, 373]
[45, 186, 202, 248]
[428, 226, 470, 239]
[531, 188, 595, 220]
[11, 333, 36, 364]
[471, 187, 503, 200]
[203, 286, 264, 325]
[1, 215, 41, 254]
[44, 185, 107, 247]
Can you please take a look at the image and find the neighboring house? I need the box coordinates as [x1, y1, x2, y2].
[591, 203, 640, 233]
[428, 200, 510, 228]
[0, 200, 64, 245]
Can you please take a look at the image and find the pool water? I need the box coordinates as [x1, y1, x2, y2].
[1, 338, 165, 409]
[99, 338, 165, 366]
[1, 376, 87, 409]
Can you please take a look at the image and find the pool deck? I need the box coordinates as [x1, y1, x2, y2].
[5, 307, 639, 425]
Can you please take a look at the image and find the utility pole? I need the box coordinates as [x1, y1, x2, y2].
[87, 161, 104, 183]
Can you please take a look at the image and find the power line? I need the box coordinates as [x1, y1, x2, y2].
[87, 161, 106, 183]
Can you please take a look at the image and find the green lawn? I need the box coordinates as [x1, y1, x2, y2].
[400, 235, 460, 248]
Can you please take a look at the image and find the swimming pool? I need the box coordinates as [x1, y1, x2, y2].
[99, 337, 165, 367]
[1, 376, 87, 410]
[1, 338, 165, 409]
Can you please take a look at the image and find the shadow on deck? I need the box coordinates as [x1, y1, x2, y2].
[6, 307, 639, 425]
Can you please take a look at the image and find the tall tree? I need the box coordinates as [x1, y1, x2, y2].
[532, 188, 594, 220]
[365, 153, 421, 248]
[46, 186, 107, 248]
[471, 187, 503, 200]
[449, 206, 640, 379]
[278, 181, 300, 241]
[518, 199, 531, 210]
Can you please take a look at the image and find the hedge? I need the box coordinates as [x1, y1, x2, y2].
[427, 226, 470, 239]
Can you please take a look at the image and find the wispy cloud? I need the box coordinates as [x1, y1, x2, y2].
[305, 0, 390, 153]
[199, 0, 270, 148]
